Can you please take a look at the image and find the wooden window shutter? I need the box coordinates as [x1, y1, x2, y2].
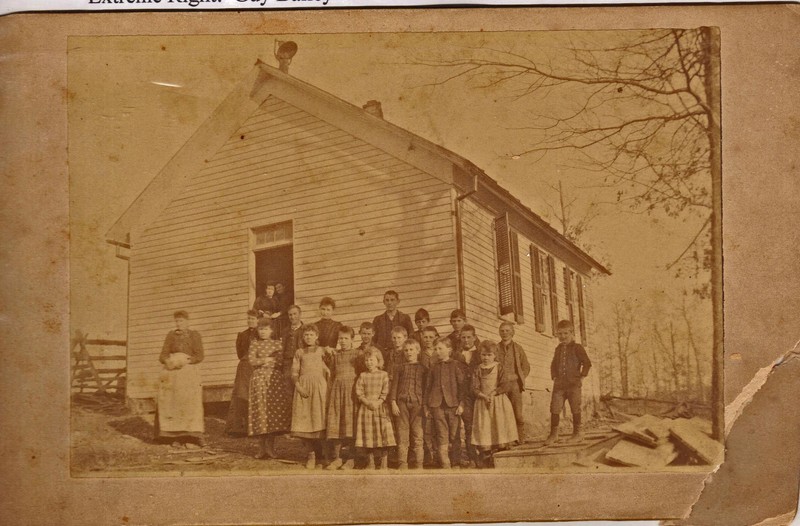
[564, 266, 575, 329]
[494, 214, 523, 323]
[576, 274, 588, 344]
[509, 231, 524, 323]
[494, 214, 515, 317]
[547, 255, 559, 336]
[531, 245, 545, 332]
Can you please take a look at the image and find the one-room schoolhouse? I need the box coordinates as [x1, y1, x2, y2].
[106, 55, 610, 436]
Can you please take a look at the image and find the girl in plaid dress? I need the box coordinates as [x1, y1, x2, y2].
[355, 348, 395, 469]
[324, 325, 360, 470]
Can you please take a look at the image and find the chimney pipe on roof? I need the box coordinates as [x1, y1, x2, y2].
[274, 41, 298, 74]
[363, 100, 383, 119]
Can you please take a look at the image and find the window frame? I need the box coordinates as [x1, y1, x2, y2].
[493, 213, 524, 324]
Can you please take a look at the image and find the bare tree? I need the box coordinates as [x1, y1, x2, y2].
[652, 320, 683, 400]
[410, 28, 717, 280]
[681, 295, 708, 403]
[410, 27, 723, 439]
[544, 180, 600, 247]
[607, 300, 639, 398]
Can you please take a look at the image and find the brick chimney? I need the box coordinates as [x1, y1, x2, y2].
[362, 100, 383, 119]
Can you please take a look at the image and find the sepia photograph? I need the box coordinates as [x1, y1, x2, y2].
[67, 29, 723, 478]
[2, 4, 798, 523]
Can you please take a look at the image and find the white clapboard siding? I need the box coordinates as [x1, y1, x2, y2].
[126, 96, 458, 399]
[460, 197, 598, 392]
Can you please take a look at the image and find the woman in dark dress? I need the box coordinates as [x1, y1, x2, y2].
[225, 310, 258, 435]
[248, 318, 292, 459]
[313, 296, 342, 351]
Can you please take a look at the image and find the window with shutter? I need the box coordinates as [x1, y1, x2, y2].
[548, 255, 559, 336]
[509, 232, 524, 323]
[494, 214, 523, 323]
[576, 274, 588, 344]
[531, 245, 545, 332]
[564, 266, 575, 329]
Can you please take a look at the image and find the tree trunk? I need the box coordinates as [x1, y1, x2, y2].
[703, 26, 724, 441]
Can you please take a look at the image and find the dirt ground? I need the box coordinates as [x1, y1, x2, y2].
[71, 392, 499, 476]
[71, 392, 313, 476]
[71, 392, 712, 476]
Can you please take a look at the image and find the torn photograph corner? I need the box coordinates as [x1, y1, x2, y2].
[68, 29, 722, 477]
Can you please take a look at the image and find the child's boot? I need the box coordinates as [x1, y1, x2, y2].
[423, 446, 435, 467]
[379, 449, 389, 470]
[544, 413, 560, 445]
[413, 447, 425, 469]
[397, 445, 409, 470]
[438, 446, 451, 469]
[305, 451, 316, 470]
[544, 426, 559, 445]
[569, 413, 584, 442]
[326, 442, 343, 470]
[365, 451, 376, 470]
[317, 442, 329, 468]
[265, 435, 276, 459]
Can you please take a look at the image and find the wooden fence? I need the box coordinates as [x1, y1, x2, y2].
[70, 330, 127, 394]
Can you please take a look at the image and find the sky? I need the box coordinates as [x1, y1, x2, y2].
[68, 31, 712, 342]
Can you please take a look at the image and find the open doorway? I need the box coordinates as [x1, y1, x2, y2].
[251, 222, 295, 338]
[255, 244, 294, 306]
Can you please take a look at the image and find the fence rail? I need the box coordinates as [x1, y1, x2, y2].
[71, 330, 127, 395]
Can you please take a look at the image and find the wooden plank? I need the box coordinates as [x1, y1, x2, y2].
[612, 415, 660, 448]
[88, 355, 127, 361]
[669, 418, 723, 465]
[605, 439, 677, 468]
[688, 416, 713, 436]
[191, 128, 355, 177]
[144, 172, 446, 247]
[84, 339, 126, 346]
[493, 431, 620, 469]
[176, 139, 393, 203]
[136, 186, 449, 258]
[185, 143, 391, 202]
[637, 414, 673, 442]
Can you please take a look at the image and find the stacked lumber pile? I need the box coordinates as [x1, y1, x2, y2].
[604, 415, 723, 468]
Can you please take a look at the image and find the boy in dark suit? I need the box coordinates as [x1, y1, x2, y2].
[446, 309, 467, 355]
[424, 337, 467, 469]
[545, 320, 592, 445]
[389, 339, 428, 469]
[456, 324, 481, 467]
[411, 308, 431, 347]
[372, 290, 414, 351]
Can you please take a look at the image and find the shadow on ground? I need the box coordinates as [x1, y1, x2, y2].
[108, 416, 156, 443]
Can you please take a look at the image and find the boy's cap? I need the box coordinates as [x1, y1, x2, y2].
[450, 309, 466, 320]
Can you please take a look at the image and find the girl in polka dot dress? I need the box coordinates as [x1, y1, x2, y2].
[248, 318, 292, 459]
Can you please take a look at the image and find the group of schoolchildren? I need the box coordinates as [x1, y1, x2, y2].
[223, 287, 592, 470]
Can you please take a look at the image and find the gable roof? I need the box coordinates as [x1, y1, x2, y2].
[107, 59, 609, 275]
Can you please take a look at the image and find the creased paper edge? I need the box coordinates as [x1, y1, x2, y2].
[670, 340, 800, 524]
